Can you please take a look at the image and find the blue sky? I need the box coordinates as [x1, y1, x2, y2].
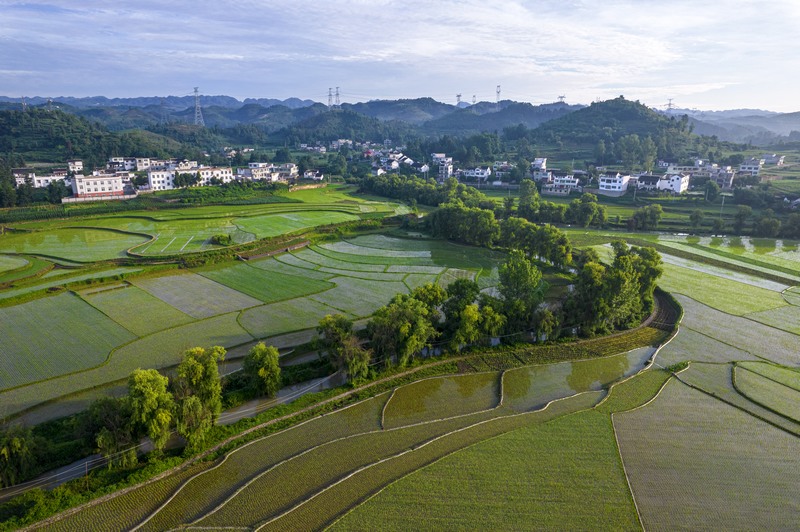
[1, 0, 798, 112]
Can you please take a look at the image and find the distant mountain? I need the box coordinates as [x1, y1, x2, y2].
[422, 102, 583, 135]
[672, 108, 779, 120]
[275, 109, 416, 143]
[342, 98, 457, 125]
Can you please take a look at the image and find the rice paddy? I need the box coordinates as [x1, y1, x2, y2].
[614, 379, 800, 530]
[0, 227, 150, 262]
[131, 273, 262, 318]
[199, 262, 334, 303]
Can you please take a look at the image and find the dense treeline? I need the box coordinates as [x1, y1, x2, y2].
[360, 174, 495, 209]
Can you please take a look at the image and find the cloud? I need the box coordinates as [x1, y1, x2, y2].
[0, 1, 797, 111]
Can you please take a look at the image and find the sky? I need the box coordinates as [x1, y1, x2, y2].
[1, 0, 799, 113]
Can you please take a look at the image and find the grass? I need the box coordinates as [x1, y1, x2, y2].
[0, 313, 253, 418]
[131, 273, 262, 319]
[614, 379, 800, 530]
[382, 373, 501, 429]
[0, 292, 136, 392]
[81, 285, 195, 336]
[0, 227, 149, 262]
[658, 262, 787, 315]
[199, 262, 334, 303]
[733, 366, 800, 422]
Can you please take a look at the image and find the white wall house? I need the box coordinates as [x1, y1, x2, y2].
[542, 175, 580, 195]
[598, 172, 631, 193]
[656, 173, 690, 194]
[739, 158, 764, 176]
[461, 167, 492, 181]
[72, 173, 124, 198]
[148, 169, 176, 190]
[33, 174, 69, 188]
[67, 160, 83, 173]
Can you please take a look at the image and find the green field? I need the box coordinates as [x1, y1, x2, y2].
[737, 361, 800, 390]
[234, 210, 360, 239]
[656, 326, 758, 366]
[734, 365, 800, 422]
[744, 304, 800, 334]
[309, 276, 409, 316]
[131, 273, 262, 318]
[0, 228, 150, 262]
[239, 297, 348, 339]
[81, 284, 195, 336]
[0, 293, 135, 391]
[0, 254, 28, 273]
[199, 262, 334, 303]
[0, 266, 141, 301]
[615, 379, 800, 530]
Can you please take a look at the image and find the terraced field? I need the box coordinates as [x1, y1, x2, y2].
[0, 227, 150, 262]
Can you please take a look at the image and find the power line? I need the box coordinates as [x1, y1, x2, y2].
[193, 87, 205, 126]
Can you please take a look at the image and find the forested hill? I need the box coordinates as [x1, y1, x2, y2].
[531, 97, 691, 145]
[343, 98, 457, 125]
[422, 102, 583, 135]
[0, 109, 189, 168]
[275, 109, 417, 143]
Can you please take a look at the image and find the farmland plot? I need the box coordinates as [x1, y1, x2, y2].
[659, 252, 790, 292]
[502, 348, 653, 413]
[733, 366, 800, 422]
[744, 304, 800, 335]
[0, 267, 141, 301]
[0, 254, 28, 273]
[320, 241, 431, 258]
[131, 273, 262, 318]
[0, 293, 135, 391]
[248, 256, 334, 280]
[658, 262, 787, 315]
[293, 248, 389, 272]
[200, 262, 334, 303]
[82, 285, 194, 336]
[615, 379, 800, 531]
[0, 313, 252, 417]
[234, 210, 359, 238]
[674, 295, 800, 366]
[136, 394, 388, 531]
[656, 326, 758, 366]
[0, 227, 149, 262]
[346, 234, 440, 251]
[309, 277, 408, 317]
[402, 273, 440, 290]
[737, 361, 800, 390]
[239, 297, 348, 339]
[382, 373, 501, 429]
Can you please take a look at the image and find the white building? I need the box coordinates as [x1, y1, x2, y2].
[430, 153, 449, 165]
[72, 173, 125, 198]
[598, 172, 631, 193]
[303, 170, 325, 181]
[439, 159, 454, 181]
[33, 174, 69, 188]
[762, 153, 785, 166]
[67, 160, 83, 173]
[656, 173, 690, 194]
[542, 175, 580, 195]
[739, 158, 764, 176]
[197, 167, 234, 186]
[460, 167, 492, 181]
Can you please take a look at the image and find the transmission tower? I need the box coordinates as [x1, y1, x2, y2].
[193, 87, 205, 126]
[456, 93, 462, 105]
[20, 96, 27, 112]
[472, 95, 476, 105]
[495, 85, 501, 111]
[46, 98, 53, 112]
[159, 98, 168, 124]
[328, 88, 333, 109]
[334, 87, 341, 109]
[666, 98, 675, 113]
[558, 95, 566, 103]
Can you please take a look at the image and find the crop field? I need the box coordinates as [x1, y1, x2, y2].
[320, 241, 431, 258]
[239, 297, 347, 339]
[0, 292, 135, 392]
[0, 255, 51, 284]
[659, 252, 790, 292]
[233, 210, 360, 239]
[131, 273, 262, 318]
[673, 295, 799, 366]
[199, 262, 334, 303]
[248, 256, 335, 280]
[744, 304, 800, 334]
[309, 277, 409, 316]
[733, 365, 800, 422]
[0, 227, 149, 262]
[614, 379, 800, 530]
[502, 348, 653, 413]
[0, 254, 28, 273]
[402, 273, 440, 290]
[0, 312, 252, 417]
[382, 373, 501, 429]
[0, 266, 141, 301]
[293, 248, 391, 272]
[737, 361, 800, 390]
[656, 327, 758, 366]
[658, 262, 787, 315]
[101, 216, 245, 256]
[81, 284, 195, 336]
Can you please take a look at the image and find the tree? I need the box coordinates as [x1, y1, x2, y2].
[689, 209, 704, 231]
[368, 295, 437, 367]
[317, 314, 354, 362]
[173, 346, 224, 451]
[448, 304, 482, 352]
[629, 204, 663, 230]
[712, 218, 726, 233]
[498, 250, 545, 333]
[128, 369, 174, 453]
[733, 205, 752, 233]
[340, 336, 372, 383]
[409, 282, 447, 323]
[532, 308, 559, 342]
[517, 179, 539, 220]
[705, 180, 720, 202]
[0, 426, 35, 488]
[87, 397, 137, 470]
[243, 343, 281, 397]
